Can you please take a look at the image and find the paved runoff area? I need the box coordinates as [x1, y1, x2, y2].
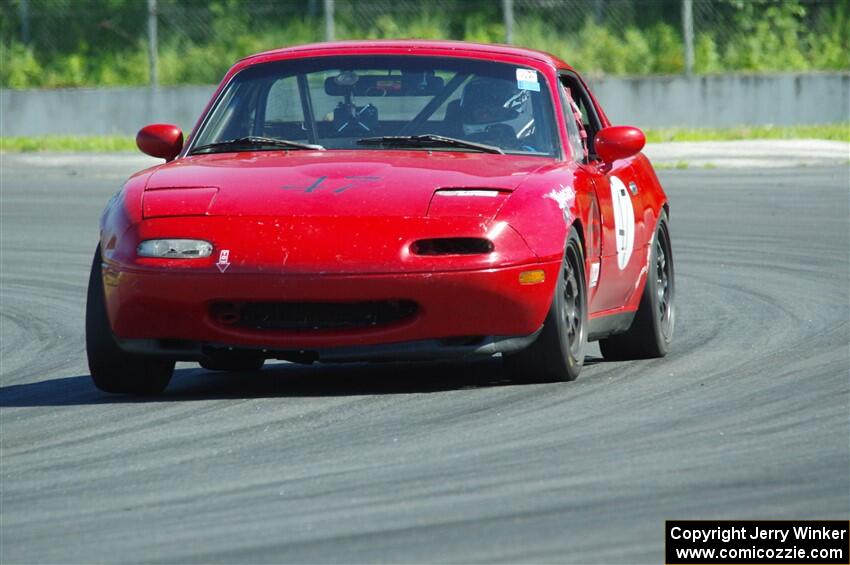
[1, 148, 848, 563]
[644, 139, 850, 169]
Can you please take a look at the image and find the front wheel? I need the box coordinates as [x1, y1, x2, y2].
[504, 228, 588, 382]
[599, 211, 675, 360]
[86, 246, 174, 394]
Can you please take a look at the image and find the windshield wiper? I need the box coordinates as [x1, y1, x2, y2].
[356, 134, 504, 155]
[189, 136, 324, 155]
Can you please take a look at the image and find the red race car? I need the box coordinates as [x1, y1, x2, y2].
[87, 40, 675, 394]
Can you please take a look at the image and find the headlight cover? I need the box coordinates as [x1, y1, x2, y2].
[137, 239, 213, 259]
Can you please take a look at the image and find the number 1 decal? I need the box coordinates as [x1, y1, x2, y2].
[609, 176, 635, 270]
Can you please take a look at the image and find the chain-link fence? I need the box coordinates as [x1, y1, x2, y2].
[1, 0, 847, 88]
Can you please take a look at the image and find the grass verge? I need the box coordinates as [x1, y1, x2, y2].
[0, 136, 138, 153]
[1, 124, 847, 153]
[644, 124, 849, 143]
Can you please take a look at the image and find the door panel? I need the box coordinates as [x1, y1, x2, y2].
[588, 161, 646, 313]
[572, 165, 602, 304]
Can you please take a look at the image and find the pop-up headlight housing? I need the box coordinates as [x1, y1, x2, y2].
[427, 188, 509, 218]
[142, 187, 218, 219]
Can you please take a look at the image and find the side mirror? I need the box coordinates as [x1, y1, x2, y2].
[594, 126, 645, 164]
[136, 124, 183, 161]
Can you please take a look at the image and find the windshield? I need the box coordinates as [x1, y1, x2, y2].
[190, 55, 560, 157]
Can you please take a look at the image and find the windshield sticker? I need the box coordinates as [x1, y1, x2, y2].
[516, 68, 540, 92]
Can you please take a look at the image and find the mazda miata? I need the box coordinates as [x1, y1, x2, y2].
[87, 40, 675, 394]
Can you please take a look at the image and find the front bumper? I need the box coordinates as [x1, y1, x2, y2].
[103, 260, 560, 356]
[116, 330, 542, 363]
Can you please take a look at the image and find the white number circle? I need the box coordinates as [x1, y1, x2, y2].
[609, 176, 635, 270]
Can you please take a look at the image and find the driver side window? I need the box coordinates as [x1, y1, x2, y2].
[561, 86, 586, 163]
[559, 74, 602, 159]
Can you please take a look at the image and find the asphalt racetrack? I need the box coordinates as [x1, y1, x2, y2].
[1, 155, 848, 563]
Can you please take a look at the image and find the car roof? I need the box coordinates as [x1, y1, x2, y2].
[238, 39, 574, 71]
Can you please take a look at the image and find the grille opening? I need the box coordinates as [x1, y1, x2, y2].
[211, 302, 240, 325]
[411, 237, 494, 256]
[213, 300, 418, 332]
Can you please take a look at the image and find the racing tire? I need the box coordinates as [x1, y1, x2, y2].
[199, 354, 265, 372]
[504, 227, 587, 382]
[86, 246, 174, 395]
[599, 212, 675, 360]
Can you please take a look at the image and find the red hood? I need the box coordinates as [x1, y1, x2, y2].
[144, 150, 551, 217]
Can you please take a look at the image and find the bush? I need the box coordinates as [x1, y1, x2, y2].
[1, 43, 44, 88]
[1, 0, 847, 88]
